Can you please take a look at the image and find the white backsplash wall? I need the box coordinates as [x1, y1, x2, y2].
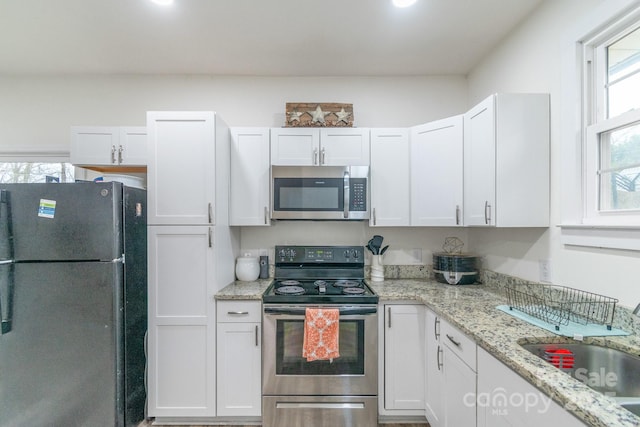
[239, 222, 470, 267]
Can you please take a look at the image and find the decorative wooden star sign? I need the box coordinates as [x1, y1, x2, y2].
[308, 105, 330, 124]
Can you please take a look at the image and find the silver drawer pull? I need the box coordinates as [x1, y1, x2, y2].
[446, 334, 461, 347]
[276, 402, 365, 409]
[228, 311, 249, 315]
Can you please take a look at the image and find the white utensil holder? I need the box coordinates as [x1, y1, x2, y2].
[371, 255, 384, 282]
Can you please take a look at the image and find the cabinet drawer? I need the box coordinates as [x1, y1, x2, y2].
[217, 300, 262, 323]
[441, 319, 476, 371]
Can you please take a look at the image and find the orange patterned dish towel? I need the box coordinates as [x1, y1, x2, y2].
[302, 308, 340, 362]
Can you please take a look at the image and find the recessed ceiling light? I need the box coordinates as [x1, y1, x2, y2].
[150, 0, 174, 6]
[392, 0, 417, 7]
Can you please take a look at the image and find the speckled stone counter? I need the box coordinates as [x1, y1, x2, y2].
[215, 277, 640, 427]
[215, 278, 272, 300]
[369, 279, 640, 427]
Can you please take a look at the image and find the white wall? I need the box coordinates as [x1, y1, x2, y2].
[0, 73, 471, 265]
[466, 0, 640, 308]
[0, 75, 465, 149]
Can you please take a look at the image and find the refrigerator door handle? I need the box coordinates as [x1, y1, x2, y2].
[0, 189, 14, 334]
[0, 259, 15, 335]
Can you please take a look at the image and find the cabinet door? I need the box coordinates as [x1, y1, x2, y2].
[477, 348, 586, 427]
[384, 305, 425, 410]
[230, 127, 271, 226]
[443, 345, 476, 427]
[411, 116, 463, 226]
[464, 96, 496, 226]
[147, 111, 216, 225]
[216, 322, 262, 416]
[70, 126, 119, 166]
[320, 128, 370, 166]
[425, 310, 444, 427]
[270, 128, 319, 165]
[370, 129, 410, 226]
[147, 225, 216, 417]
[118, 127, 147, 166]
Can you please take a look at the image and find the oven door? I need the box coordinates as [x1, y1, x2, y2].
[262, 305, 378, 396]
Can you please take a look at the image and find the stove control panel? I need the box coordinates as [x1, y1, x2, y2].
[275, 245, 364, 264]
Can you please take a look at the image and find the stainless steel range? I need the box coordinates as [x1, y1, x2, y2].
[262, 245, 379, 427]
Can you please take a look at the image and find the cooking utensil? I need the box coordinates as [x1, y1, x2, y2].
[380, 245, 389, 255]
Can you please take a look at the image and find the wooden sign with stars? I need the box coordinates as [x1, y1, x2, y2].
[285, 103, 354, 127]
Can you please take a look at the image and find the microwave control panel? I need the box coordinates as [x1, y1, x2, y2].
[350, 178, 367, 211]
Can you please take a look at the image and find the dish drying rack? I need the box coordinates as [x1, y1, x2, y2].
[505, 284, 618, 331]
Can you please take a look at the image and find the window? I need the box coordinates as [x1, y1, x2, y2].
[0, 162, 75, 183]
[583, 15, 640, 225]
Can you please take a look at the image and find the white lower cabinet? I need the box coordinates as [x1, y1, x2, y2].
[424, 309, 444, 425]
[424, 314, 477, 427]
[477, 348, 586, 427]
[147, 225, 216, 417]
[382, 304, 426, 414]
[216, 300, 262, 417]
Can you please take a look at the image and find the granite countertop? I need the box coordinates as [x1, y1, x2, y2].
[216, 278, 640, 427]
[215, 278, 272, 300]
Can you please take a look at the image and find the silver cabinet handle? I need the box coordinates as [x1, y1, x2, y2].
[118, 145, 124, 164]
[437, 345, 443, 371]
[255, 325, 259, 347]
[484, 201, 491, 225]
[321, 147, 326, 165]
[434, 316, 440, 340]
[111, 145, 117, 164]
[446, 334, 461, 347]
[208, 227, 212, 248]
[227, 311, 249, 315]
[208, 202, 213, 224]
[313, 148, 318, 165]
[373, 208, 377, 226]
[455, 205, 460, 225]
[264, 206, 269, 225]
[387, 307, 391, 328]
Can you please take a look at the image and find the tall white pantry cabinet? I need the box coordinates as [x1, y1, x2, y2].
[146, 111, 239, 419]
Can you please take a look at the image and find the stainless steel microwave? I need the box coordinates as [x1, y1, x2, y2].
[271, 166, 369, 220]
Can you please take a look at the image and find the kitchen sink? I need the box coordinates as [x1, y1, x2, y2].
[521, 342, 640, 398]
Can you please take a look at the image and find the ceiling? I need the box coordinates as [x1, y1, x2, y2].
[0, 0, 544, 76]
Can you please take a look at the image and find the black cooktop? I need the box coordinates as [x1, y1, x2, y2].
[263, 245, 378, 304]
[262, 278, 378, 304]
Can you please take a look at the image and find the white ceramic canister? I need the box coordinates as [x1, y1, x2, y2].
[235, 253, 260, 281]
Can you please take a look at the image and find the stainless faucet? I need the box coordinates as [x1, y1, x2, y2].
[633, 303, 640, 316]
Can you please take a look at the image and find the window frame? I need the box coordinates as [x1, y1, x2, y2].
[559, 1, 640, 251]
[582, 12, 640, 225]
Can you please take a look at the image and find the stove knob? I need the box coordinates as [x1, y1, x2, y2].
[352, 250, 359, 259]
[344, 250, 350, 259]
[279, 249, 286, 258]
[290, 249, 297, 258]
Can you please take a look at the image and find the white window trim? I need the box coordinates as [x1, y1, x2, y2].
[559, 0, 640, 251]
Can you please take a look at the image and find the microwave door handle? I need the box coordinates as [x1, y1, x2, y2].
[343, 170, 350, 219]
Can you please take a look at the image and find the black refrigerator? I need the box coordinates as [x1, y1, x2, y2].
[0, 182, 147, 427]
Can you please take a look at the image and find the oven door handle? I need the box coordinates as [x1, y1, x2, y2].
[264, 307, 377, 316]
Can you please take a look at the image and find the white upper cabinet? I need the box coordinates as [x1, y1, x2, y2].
[410, 116, 464, 226]
[271, 127, 370, 166]
[370, 128, 410, 226]
[463, 94, 550, 227]
[70, 126, 147, 166]
[147, 111, 218, 225]
[230, 127, 271, 226]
